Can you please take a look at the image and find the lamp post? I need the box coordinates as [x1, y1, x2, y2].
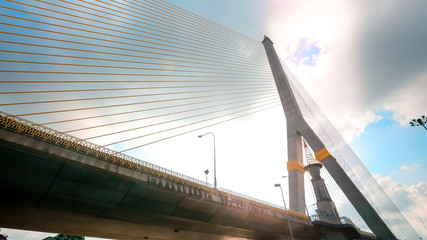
[282, 175, 309, 215]
[274, 183, 294, 240]
[198, 132, 217, 189]
[307, 203, 316, 218]
[204, 169, 209, 184]
[281, 176, 292, 211]
[409, 115, 427, 131]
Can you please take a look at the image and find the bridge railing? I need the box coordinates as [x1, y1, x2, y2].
[0, 111, 212, 188]
[219, 187, 284, 209]
[0, 111, 311, 221]
[219, 187, 310, 220]
[310, 214, 375, 238]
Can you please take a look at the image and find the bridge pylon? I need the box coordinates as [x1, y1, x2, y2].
[303, 140, 339, 219]
[262, 36, 397, 239]
[262, 36, 328, 215]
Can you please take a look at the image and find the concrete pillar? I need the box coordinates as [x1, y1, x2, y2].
[262, 35, 397, 239]
[262, 36, 306, 214]
[304, 162, 339, 219]
[287, 130, 305, 213]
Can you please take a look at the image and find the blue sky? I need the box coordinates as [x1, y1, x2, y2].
[1, 0, 426, 239]
[291, 38, 320, 66]
[350, 110, 426, 184]
[170, 4, 427, 237]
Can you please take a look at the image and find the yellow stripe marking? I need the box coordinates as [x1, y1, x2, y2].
[315, 148, 331, 162]
[287, 161, 305, 173]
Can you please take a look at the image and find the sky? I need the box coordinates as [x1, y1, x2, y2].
[1, 0, 426, 239]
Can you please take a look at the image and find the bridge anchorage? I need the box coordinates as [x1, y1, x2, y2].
[0, 0, 419, 239]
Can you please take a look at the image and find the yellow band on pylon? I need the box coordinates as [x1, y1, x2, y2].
[315, 148, 330, 162]
[287, 161, 305, 173]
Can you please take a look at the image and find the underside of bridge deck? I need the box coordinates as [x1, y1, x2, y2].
[0, 127, 328, 240]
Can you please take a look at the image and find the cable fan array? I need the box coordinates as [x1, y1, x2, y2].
[302, 140, 372, 233]
[286, 59, 419, 238]
[0, 0, 280, 154]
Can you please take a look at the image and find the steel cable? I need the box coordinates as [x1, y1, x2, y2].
[119, 103, 281, 153]
[40, 94, 278, 125]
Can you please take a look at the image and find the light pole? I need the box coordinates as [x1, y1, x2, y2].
[282, 175, 309, 215]
[274, 183, 294, 240]
[410, 115, 427, 131]
[307, 203, 316, 217]
[204, 169, 209, 184]
[198, 132, 217, 189]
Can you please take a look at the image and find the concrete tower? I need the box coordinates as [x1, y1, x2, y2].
[262, 35, 397, 239]
[304, 141, 339, 219]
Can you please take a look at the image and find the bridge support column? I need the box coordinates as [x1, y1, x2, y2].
[287, 130, 305, 213]
[262, 36, 307, 214]
[304, 161, 339, 219]
[262, 35, 398, 239]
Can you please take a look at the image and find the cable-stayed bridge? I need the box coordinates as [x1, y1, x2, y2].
[0, 0, 419, 239]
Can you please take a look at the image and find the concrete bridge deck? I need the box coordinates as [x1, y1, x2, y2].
[0, 113, 373, 240]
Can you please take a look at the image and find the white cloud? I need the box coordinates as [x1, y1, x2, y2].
[374, 173, 427, 238]
[0, 228, 52, 240]
[0, 228, 112, 240]
[264, 0, 379, 141]
[383, 75, 427, 126]
[400, 163, 421, 172]
[264, 0, 427, 141]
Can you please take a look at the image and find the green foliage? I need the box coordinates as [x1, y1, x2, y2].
[0, 229, 8, 240]
[55, 234, 85, 240]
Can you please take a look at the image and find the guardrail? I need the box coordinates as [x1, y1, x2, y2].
[219, 187, 310, 220]
[219, 187, 284, 209]
[0, 111, 212, 188]
[0, 111, 311, 221]
[310, 214, 375, 237]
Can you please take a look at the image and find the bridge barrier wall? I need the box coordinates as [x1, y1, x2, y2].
[0, 111, 310, 225]
[311, 215, 376, 238]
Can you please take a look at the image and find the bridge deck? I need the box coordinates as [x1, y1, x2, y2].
[0, 112, 322, 240]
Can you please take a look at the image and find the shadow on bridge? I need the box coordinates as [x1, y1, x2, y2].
[1, 112, 317, 240]
[0, 112, 376, 240]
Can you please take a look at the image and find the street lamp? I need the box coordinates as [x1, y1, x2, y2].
[281, 176, 292, 211]
[198, 132, 217, 189]
[307, 203, 316, 210]
[274, 183, 294, 240]
[307, 203, 316, 216]
[204, 169, 209, 184]
[409, 115, 427, 131]
[282, 175, 309, 215]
